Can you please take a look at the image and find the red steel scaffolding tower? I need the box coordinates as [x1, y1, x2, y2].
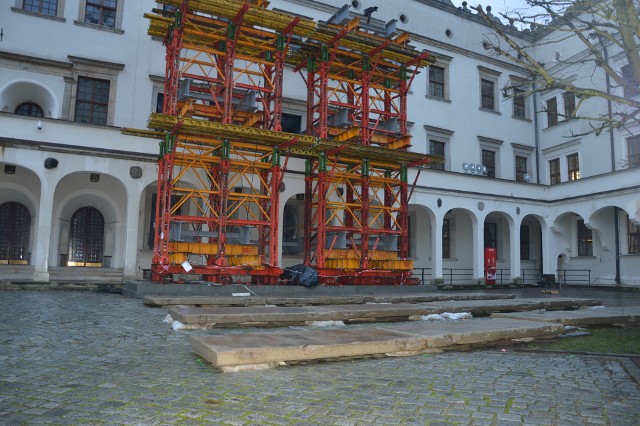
[133, 0, 437, 284]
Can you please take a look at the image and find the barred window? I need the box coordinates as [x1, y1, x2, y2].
[629, 219, 640, 254]
[513, 89, 526, 119]
[482, 149, 496, 178]
[546, 97, 558, 127]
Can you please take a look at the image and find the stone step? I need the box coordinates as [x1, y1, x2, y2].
[169, 297, 600, 327]
[190, 318, 565, 371]
[48, 267, 124, 283]
[491, 306, 640, 326]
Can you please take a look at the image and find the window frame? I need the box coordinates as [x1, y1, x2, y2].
[426, 55, 452, 102]
[13, 0, 65, 20]
[482, 149, 496, 178]
[567, 152, 580, 181]
[622, 64, 640, 99]
[428, 65, 446, 99]
[478, 66, 501, 113]
[513, 88, 527, 119]
[428, 140, 446, 171]
[515, 155, 528, 182]
[628, 218, 640, 255]
[425, 125, 453, 172]
[627, 135, 640, 169]
[546, 96, 558, 127]
[549, 158, 561, 185]
[563, 91, 576, 120]
[76, 0, 123, 32]
[15, 102, 44, 117]
[74, 76, 111, 125]
[576, 219, 593, 257]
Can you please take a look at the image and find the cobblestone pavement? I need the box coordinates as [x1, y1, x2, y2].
[1, 290, 639, 425]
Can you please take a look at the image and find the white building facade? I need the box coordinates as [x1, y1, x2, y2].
[0, 0, 638, 285]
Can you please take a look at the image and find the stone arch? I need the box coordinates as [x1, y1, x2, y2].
[51, 172, 126, 268]
[0, 79, 60, 118]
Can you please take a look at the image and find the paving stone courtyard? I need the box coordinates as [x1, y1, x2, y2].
[1, 289, 639, 425]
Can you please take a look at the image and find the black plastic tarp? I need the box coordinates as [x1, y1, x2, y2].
[282, 264, 319, 288]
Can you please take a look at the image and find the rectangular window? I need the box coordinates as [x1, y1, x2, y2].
[85, 0, 117, 28]
[563, 91, 576, 119]
[629, 219, 640, 254]
[429, 140, 445, 170]
[23, 0, 58, 15]
[520, 225, 530, 260]
[481, 79, 495, 110]
[155, 92, 164, 114]
[546, 97, 558, 127]
[549, 158, 561, 184]
[567, 153, 580, 181]
[442, 218, 450, 259]
[577, 219, 593, 256]
[74, 77, 110, 125]
[627, 135, 640, 168]
[515, 155, 528, 182]
[428, 66, 445, 99]
[482, 149, 496, 178]
[513, 89, 526, 119]
[622, 64, 640, 98]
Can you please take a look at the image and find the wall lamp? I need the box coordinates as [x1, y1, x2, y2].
[37, 120, 43, 130]
[462, 162, 488, 176]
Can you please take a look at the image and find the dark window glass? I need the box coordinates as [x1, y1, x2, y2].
[577, 219, 592, 256]
[23, 0, 57, 16]
[629, 218, 640, 254]
[513, 89, 526, 118]
[627, 135, 640, 168]
[85, 0, 117, 28]
[549, 158, 561, 184]
[155, 92, 164, 114]
[429, 66, 445, 98]
[520, 225, 530, 260]
[563, 91, 576, 119]
[429, 140, 445, 170]
[482, 149, 496, 178]
[75, 77, 110, 125]
[281, 113, 302, 134]
[546, 97, 558, 127]
[442, 218, 450, 259]
[622, 64, 640, 99]
[481, 79, 495, 110]
[567, 153, 580, 181]
[515, 155, 528, 182]
[15, 102, 43, 117]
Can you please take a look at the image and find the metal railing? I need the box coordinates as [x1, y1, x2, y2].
[411, 268, 432, 285]
[557, 269, 591, 286]
[521, 269, 542, 285]
[443, 268, 474, 284]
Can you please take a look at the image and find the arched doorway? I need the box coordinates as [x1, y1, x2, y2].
[68, 207, 104, 267]
[0, 202, 31, 264]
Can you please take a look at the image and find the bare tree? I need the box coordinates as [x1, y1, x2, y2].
[473, 0, 640, 136]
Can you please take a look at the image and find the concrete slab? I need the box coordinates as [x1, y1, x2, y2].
[422, 297, 601, 316]
[144, 292, 516, 307]
[190, 318, 565, 371]
[170, 303, 430, 325]
[492, 306, 640, 326]
[169, 297, 601, 327]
